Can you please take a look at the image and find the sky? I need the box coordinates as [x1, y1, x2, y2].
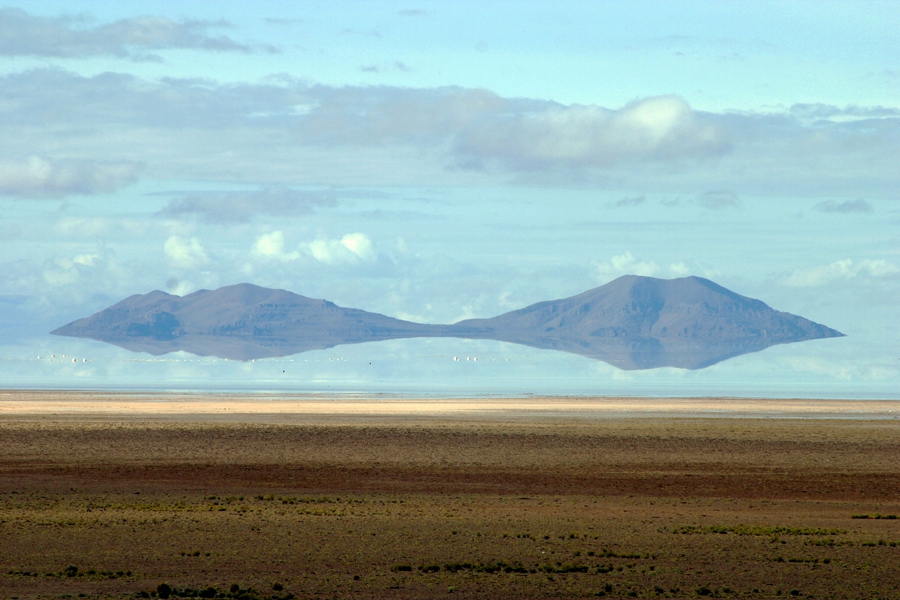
[0, 1, 898, 397]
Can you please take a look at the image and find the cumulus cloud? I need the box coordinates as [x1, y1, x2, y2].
[41, 246, 127, 289]
[308, 233, 375, 263]
[251, 231, 300, 262]
[157, 187, 338, 224]
[593, 252, 660, 280]
[668, 262, 691, 277]
[163, 236, 209, 269]
[457, 95, 728, 170]
[0, 156, 141, 198]
[0, 8, 273, 61]
[814, 199, 873, 214]
[593, 253, 705, 281]
[784, 259, 899, 287]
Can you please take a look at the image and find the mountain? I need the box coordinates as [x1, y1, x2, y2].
[51, 276, 844, 370]
[51, 283, 457, 360]
[453, 275, 843, 369]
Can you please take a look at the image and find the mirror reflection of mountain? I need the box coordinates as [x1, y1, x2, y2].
[51, 275, 844, 370]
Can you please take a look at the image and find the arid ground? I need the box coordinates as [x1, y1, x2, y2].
[1, 391, 899, 599]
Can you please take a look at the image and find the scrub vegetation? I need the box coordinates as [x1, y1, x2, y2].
[1, 415, 899, 598]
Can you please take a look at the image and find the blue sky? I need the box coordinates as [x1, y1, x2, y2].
[0, 1, 897, 396]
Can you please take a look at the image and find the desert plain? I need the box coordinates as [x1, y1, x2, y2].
[1, 391, 899, 600]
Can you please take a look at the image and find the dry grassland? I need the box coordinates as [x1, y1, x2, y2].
[1, 395, 899, 599]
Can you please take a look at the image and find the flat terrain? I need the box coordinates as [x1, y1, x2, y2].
[1, 392, 899, 599]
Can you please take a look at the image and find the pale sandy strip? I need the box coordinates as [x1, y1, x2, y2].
[0, 391, 899, 419]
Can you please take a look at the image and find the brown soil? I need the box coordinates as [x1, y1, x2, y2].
[1, 394, 899, 599]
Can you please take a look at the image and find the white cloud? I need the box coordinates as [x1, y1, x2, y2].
[40, 247, 127, 289]
[593, 252, 660, 280]
[0, 8, 270, 60]
[668, 262, 691, 277]
[43, 263, 80, 287]
[784, 259, 900, 287]
[457, 95, 728, 170]
[0, 156, 140, 198]
[251, 231, 299, 261]
[340, 232, 375, 260]
[72, 253, 99, 267]
[860, 260, 900, 277]
[166, 279, 197, 296]
[308, 233, 375, 263]
[163, 236, 209, 269]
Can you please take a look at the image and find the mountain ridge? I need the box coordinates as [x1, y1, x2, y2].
[51, 275, 844, 370]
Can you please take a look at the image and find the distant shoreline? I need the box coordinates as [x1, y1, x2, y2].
[1, 389, 898, 422]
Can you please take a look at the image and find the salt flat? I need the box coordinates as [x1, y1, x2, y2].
[1, 390, 899, 422]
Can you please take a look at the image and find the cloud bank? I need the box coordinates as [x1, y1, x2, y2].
[456, 95, 728, 170]
[0, 8, 270, 61]
[784, 259, 899, 287]
[0, 156, 141, 198]
[0, 69, 898, 196]
[158, 188, 338, 224]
